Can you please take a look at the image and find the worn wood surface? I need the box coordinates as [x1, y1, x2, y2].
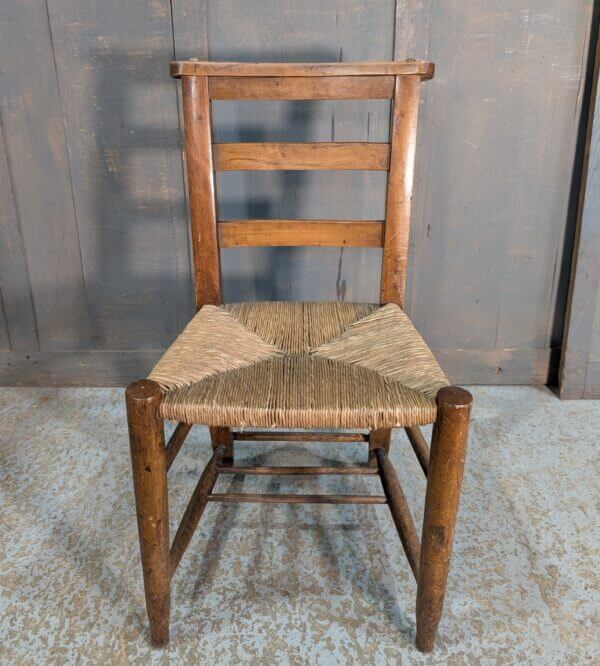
[209, 425, 234, 466]
[213, 142, 390, 171]
[560, 25, 600, 399]
[165, 423, 193, 471]
[404, 425, 430, 475]
[172, 61, 433, 78]
[207, 493, 387, 505]
[0, 0, 93, 350]
[416, 386, 472, 652]
[218, 465, 378, 475]
[182, 75, 221, 308]
[0, 0, 594, 387]
[126, 379, 170, 647]
[380, 75, 421, 306]
[368, 428, 391, 468]
[46, 0, 192, 349]
[169, 444, 226, 577]
[375, 446, 421, 580]
[218, 220, 385, 248]
[0, 124, 38, 351]
[407, 1, 594, 365]
[209, 76, 396, 100]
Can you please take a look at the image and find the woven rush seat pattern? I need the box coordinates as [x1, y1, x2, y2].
[149, 301, 448, 429]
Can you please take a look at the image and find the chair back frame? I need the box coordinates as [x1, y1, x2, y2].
[171, 60, 434, 309]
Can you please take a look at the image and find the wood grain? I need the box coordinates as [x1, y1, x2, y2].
[208, 493, 387, 504]
[375, 446, 421, 580]
[126, 379, 170, 647]
[46, 0, 192, 349]
[218, 220, 385, 247]
[169, 444, 226, 577]
[560, 29, 600, 399]
[181, 75, 221, 308]
[213, 142, 390, 171]
[0, 0, 92, 350]
[380, 75, 421, 307]
[0, 124, 38, 351]
[209, 75, 395, 100]
[218, 466, 378, 475]
[209, 425, 234, 466]
[368, 427, 391, 468]
[165, 423, 193, 471]
[172, 60, 434, 79]
[396, 0, 433, 316]
[404, 425, 430, 475]
[416, 386, 472, 652]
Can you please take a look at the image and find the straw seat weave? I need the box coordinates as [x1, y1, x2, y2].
[149, 301, 449, 429]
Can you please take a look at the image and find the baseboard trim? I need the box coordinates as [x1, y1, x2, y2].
[0, 350, 163, 386]
[0, 347, 559, 387]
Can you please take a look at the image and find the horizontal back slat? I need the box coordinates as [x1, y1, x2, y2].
[218, 220, 385, 247]
[213, 142, 390, 171]
[171, 60, 434, 79]
[209, 75, 395, 100]
[174, 63, 432, 305]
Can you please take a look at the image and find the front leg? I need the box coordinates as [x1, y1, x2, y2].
[416, 386, 472, 652]
[126, 379, 170, 647]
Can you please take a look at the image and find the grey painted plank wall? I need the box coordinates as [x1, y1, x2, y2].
[0, 0, 595, 386]
[560, 22, 600, 399]
[0, 0, 93, 350]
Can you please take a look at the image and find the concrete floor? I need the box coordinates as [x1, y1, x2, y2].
[0, 386, 598, 665]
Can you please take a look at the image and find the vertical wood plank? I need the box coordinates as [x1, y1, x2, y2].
[171, 0, 209, 58]
[0, 0, 93, 350]
[182, 75, 221, 307]
[0, 116, 39, 351]
[0, 297, 10, 351]
[409, 1, 593, 359]
[560, 24, 600, 399]
[45, 0, 193, 349]
[380, 75, 421, 306]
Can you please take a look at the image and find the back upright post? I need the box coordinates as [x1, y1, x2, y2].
[181, 76, 234, 486]
[380, 75, 421, 307]
[181, 75, 221, 308]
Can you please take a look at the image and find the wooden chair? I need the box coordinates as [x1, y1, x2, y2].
[126, 60, 472, 653]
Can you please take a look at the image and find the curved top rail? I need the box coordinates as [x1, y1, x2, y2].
[170, 60, 434, 80]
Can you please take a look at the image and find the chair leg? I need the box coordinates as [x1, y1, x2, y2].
[416, 386, 472, 652]
[126, 379, 170, 647]
[210, 426, 234, 466]
[368, 428, 391, 468]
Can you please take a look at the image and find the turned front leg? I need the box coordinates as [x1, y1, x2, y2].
[416, 386, 472, 652]
[126, 379, 170, 647]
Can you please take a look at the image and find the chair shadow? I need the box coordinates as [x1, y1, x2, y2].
[186, 444, 415, 641]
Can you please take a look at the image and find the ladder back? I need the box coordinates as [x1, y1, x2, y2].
[173, 60, 434, 309]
